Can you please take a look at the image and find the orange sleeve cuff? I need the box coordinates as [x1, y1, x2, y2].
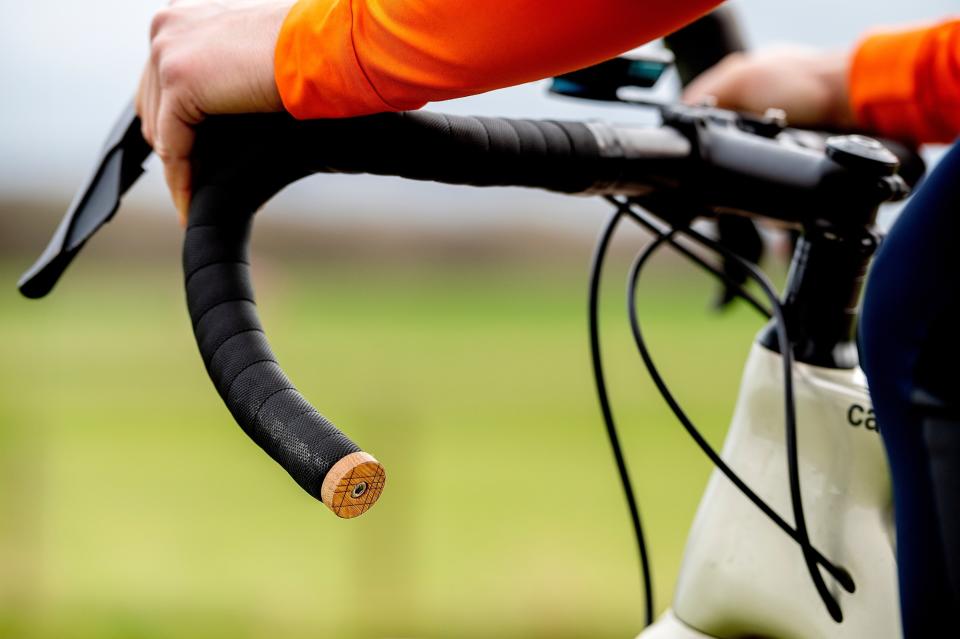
[850, 19, 960, 144]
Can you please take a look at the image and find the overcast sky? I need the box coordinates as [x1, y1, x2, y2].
[0, 0, 953, 228]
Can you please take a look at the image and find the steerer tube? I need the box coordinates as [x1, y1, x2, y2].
[760, 226, 880, 369]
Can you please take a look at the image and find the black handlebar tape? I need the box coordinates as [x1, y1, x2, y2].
[304, 112, 609, 191]
[183, 165, 385, 519]
[181, 110, 670, 518]
[188, 110, 656, 196]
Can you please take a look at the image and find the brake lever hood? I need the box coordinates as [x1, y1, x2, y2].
[18, 101, 152, 299]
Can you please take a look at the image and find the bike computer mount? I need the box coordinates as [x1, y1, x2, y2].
[549, 50, 675, 102]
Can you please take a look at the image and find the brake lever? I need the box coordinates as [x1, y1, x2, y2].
[18, 101, 152, 299]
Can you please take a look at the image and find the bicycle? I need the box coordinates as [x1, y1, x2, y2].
[18, 10, 924, 639]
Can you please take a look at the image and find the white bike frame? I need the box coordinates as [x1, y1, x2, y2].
[640, 341, 899, 638]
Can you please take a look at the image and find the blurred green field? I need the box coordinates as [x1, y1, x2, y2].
[0, 234, 764, 638]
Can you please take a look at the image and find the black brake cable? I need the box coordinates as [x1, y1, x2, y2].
[621, 201, 856, 618]
[588, 208, 655, 626]
[606, 206, 773, 318]
[589, 196, 855, 627]
[626, 227, 854, 606]
[588, 204, 771, 628]
[588, 205, 773, 627]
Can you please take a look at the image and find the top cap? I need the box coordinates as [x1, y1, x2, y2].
[826, 135, 900, 176]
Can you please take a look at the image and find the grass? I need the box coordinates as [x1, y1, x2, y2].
[0, 246, 763, 638]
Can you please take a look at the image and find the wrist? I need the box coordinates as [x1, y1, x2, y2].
[260, 1, 296, 112]
[816, 50, 856, 130]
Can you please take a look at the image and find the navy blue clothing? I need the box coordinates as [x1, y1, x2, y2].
[860, 141, 960, 637]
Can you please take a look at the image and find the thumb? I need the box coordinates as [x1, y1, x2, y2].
[682, 73, 725, 107]
[681, 53, 747, 108]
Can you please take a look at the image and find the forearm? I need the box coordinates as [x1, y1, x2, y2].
[274, 0, 721, 119]
[850, 18, 960, 144]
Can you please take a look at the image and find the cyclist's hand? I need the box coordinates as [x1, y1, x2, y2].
[682, 48, 856, 131]
[137, 0, 293, 225]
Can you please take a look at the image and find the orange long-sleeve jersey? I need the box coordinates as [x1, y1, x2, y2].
[275, 2, 959, 145]
[850, 19, 960, 144]
[274, 0, 720, 118]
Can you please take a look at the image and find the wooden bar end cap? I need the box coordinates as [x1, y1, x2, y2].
[320, 452, 385, 519]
